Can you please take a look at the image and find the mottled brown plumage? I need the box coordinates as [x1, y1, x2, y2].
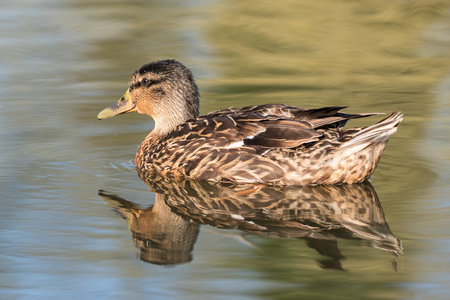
[98, 60, 403, 185]
[100, 175, 402, 267]
[143, 174, 402, 255]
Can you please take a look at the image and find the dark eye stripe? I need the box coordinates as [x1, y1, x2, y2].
[129, 78, 162, 91]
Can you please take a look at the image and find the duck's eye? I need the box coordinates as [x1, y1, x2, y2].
[141, 78, 149, 86]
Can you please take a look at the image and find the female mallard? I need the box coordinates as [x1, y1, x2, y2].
[98, 59, 402, 186]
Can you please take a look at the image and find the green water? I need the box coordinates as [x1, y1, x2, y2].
[1, 0, 449, 299]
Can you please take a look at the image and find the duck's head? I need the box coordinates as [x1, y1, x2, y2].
[98, 60, 199, 134]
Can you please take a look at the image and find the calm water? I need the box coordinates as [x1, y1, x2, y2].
[1, 0, 450, 299]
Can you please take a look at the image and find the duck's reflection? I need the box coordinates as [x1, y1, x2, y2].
[99, 191, 199, 265]
[100, 173, 402, 269]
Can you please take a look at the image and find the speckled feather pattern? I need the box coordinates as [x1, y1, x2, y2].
[137, 174, 402, 254]
[98, 60, 402, 185]
[135, 104, 403, 185]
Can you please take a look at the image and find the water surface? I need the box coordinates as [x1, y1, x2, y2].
[1, 0, 450, 299]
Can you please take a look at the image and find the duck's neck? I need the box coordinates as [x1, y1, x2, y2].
[151, 110, 196, 137]
[152, 93, 199, 136]
[134, 96, 199, 170]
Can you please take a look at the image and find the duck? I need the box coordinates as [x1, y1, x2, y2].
[98, 59, 403, 186]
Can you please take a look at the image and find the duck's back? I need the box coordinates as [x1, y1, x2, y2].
[135, 104, 402, 185]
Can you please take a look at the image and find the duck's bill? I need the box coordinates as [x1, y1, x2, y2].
[97, 89, 137, 119]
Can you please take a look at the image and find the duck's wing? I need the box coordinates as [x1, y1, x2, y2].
[206, 104, 381, 130]
[177, 105, 382, 149]
[174, 113, 322, 149]
[157, 106, 393, 184]
[234, 114, 322, 148]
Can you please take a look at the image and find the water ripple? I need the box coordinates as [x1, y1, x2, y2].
[109, 156, 136, 173]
